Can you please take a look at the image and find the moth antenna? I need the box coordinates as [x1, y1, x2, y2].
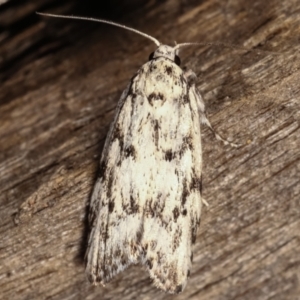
[174, 42, 280, 55]
[36, 12, 161, 47]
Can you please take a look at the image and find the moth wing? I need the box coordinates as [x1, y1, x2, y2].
[85, 82, 141, 284]
[140, 66, 203, 293]
[85, 60, 203, 293]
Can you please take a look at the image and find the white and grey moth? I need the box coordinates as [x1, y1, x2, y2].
[38, 12, 237, 294]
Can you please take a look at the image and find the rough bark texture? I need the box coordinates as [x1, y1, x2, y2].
[0, 0, 299, 299]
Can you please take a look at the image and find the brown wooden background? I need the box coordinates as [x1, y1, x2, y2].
[0, 0, 299, 299]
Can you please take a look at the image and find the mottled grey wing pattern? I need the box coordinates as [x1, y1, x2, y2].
[85, 57, 203, 293]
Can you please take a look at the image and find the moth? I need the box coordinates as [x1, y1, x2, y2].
[38, 12, 237, 294]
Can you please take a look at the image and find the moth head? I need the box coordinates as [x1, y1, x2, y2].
[149, 45, 181, 66]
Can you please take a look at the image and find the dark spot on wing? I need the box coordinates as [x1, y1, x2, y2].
[111, 263, 118, 272]
[173, 207, 180, 221]
[148, 92, 156, 102]
[156, 250, 163, 265]
[165, 65, 173, 75]
[156, 74, 163, 81]
[153, 120, 160, 148]
[182, 94, 189, 104]
[178, 146, 187, 158]
[165, 149, 173, 161]
[112, 123, 124, 152]
[146, 258, 153, 269]
[143, 243, 148, 252]
[131, 92, 137, 99]
[130, 195, 139, 214]
[169, 263, 179, 285]
[108, 200, 114, 213]
[121, 256, 127, 266]
[130, 241, 138, 254]
[181, 179, 190, 206]
[149, 63, 157, 72]
[184, 134, 193, 150]
[136, 230, 143, 243]
[101, 224, 109, 240]
[124, 145, 136, 159]
[172, 227, 182, 251]
[120, 253, 128, 266]
[144, 196, 167, 227]
[116, 158, 122, 167]
[178, 134, 193, 158]
[190, 176, 201, 190]
[150, 240, 157, 250]
[145, 199, 155, 218]
[106, 171, 114, 199]
[114, 248, 121, 257]
[148, 92, 165, 106]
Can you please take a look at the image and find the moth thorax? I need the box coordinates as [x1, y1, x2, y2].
[153, 45, 176, 60]
[151, 45, 181, 66]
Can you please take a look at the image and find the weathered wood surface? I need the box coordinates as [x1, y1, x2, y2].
[0, 0, 299, 299]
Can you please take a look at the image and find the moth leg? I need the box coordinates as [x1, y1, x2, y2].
[184, 69, 239, 148]
[201, 197, 209, 207]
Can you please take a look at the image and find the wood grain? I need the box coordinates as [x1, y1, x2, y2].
[0, 0, 299, 299]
